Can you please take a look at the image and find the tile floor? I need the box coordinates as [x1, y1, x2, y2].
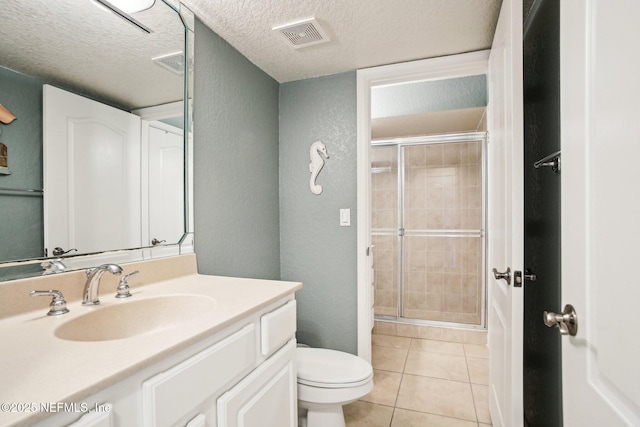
[344, 333, 491, 427]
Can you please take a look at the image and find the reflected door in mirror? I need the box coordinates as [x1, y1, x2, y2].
[43, 85, 142, 256]
[146, 121, 184, 256]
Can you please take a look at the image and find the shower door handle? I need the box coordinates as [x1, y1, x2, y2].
[492, 267, 511, 285]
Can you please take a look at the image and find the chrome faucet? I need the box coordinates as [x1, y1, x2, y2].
[82, 264, 123, 305]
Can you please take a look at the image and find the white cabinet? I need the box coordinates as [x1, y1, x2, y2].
[217, 339, 297, 427]
[66, 405, 113, 427]
[32, 296, 298, 427]
[140, 297, 297, 427]
[142, 324, 257, 427]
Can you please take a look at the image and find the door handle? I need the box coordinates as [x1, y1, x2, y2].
[492, 267, 511, 285]
[52, 247, 77, 256]
[543, 304, 578, 336]
[151, 238, 166, 246]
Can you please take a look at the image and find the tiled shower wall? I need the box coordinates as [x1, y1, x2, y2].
[372, 141, 484, 325]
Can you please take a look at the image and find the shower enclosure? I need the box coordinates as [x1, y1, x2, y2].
[371, 132, 487, 327]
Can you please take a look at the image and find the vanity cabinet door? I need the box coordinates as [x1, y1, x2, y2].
[65, 404, 112, 427]
[217, 339, 297, 427]
[142, 325, 256, 427]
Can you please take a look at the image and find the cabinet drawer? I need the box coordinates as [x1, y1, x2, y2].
[142, 324, 256, 427]
[260, 300, 296, 357]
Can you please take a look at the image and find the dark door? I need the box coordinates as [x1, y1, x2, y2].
[523, 0, 562, 425]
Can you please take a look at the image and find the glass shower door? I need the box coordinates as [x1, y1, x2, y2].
[402, 142, 484, 325]
[371, 146, 400, 319]
[372, 136, 486, 327]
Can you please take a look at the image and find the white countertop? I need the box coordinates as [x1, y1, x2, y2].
[0, 267, 301, 427]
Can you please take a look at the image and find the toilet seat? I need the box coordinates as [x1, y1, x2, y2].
[297, 348, 373, 389]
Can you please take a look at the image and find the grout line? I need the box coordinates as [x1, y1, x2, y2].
[469, 382, 481, 425]
[388, 407, 396, 427]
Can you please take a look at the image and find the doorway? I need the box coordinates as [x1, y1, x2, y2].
[356, 51, 491, 360]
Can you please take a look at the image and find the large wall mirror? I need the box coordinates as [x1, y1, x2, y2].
[0, 0, 194, 281]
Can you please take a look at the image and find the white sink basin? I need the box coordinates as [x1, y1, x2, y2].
[55, 295, 216, 342]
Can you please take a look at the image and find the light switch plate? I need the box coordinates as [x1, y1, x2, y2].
[340, 209, 351, 226]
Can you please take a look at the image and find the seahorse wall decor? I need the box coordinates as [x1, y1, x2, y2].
[309, 140, 329, 195]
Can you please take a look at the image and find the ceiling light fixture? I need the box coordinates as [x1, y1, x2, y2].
[91, 0, 154, 33]
[98, 0, 155, 14]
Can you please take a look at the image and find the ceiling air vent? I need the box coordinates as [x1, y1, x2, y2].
[272, 18, 330, 49]
[152, 51, 188, 75]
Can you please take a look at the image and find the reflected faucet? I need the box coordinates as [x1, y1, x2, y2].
[41, 258, 67, 275]
[82, 264, 123, 305]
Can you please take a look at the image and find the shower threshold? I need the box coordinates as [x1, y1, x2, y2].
[374, 314, 487, 331]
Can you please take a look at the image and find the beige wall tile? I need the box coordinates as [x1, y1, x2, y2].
[444, 293, 462, 313]
[426, 272, 444, 288]
[464, 343, 489, 359]
[420, 326, 444, 341]
[444, 273, 462, 294]
[461, 314, 481, 325]
[461, 274, 479, 296]
[425, 292, 444, 311]
[375, 321, 398, 336]
[397, 323, 421, 338]
[462, 295, 478, 314]
[372, 333, 411, 349]
[405, 145, 426, 167]
[410, 338, 465, 356]
[374, 306, 398, 316]
[440, 328, 466, 343]
[464, 330, 488, 345]
[405, 271, 426, 292]
[443, 144, 461, 165]
[425, 145, 444, 166]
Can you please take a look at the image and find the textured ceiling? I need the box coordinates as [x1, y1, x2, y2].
[0, 0, 501, 109]
[183, 0, 502, 83]
[0, 0, 188, 110]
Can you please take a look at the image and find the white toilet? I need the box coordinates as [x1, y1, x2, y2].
[296, 347, 374, 427]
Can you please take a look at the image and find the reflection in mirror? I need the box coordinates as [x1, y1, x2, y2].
[0, 0, 194, 280]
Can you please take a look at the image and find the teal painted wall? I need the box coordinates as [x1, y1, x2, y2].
[0, 67, 44, 261]
[193, 18, 281, 280]
[372, 74, 487, 118]
[279, 72, 358, 354]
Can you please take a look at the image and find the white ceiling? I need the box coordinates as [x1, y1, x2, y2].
[183, 0, 502, 83]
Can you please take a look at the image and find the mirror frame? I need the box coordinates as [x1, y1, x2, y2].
[0, 0, 195, 281]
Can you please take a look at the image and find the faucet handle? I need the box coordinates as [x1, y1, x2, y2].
[115, 270, 139, 299]
[30, 289, 70, 316]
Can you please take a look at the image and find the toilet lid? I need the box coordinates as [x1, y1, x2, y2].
[296, 348, 373, 388]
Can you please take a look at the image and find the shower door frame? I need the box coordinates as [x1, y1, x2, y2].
[372, 131, 488, 329]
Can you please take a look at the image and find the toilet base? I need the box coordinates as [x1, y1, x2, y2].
[300, 402, 346, 427]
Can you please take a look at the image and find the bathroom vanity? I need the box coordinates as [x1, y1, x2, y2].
[0, 254, 301, 427]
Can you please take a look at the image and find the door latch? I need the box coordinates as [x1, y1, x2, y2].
[514, 269, 537, 287]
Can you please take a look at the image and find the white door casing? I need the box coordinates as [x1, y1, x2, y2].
[486, 0, 524, 425]
[560, 0, 640, 425]
[43, 85, 142, 256]
[356, 51, 489, 362]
